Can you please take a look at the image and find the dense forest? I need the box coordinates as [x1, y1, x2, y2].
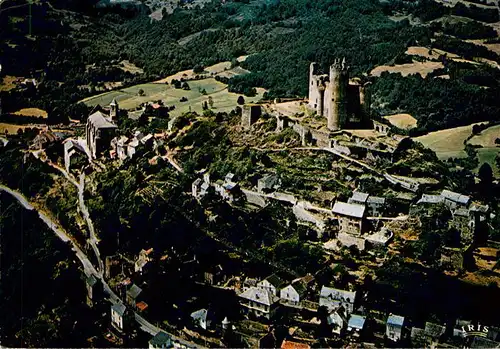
[0, 0, 499, 131]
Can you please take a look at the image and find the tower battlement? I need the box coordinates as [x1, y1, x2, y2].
[308, 59, 370, 131]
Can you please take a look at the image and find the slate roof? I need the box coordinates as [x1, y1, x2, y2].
[128, 138, 140, 147]
[470, 203, 489, 213]
[117, 135, 129, 146]
[88, 111, 117, 129]
[332, 201, 366, 218]
[149, 331, 173, 348]
[127, 284, 142, 299]
[112, 303, 126, 316]
[141, 134, 154, 144]
[191, 308, 208, 322]
[367, 196, 386, 205]
[417, 194, 444, 204]
[239, 286, 278, 306]
[225, 172, 235, 182]
[470, 336, 500, 348]
[262, 274, 286, 289]
[87, 274, 98, 287]
[320, 286, 356, 304]
[258, 174, 280, 189]
[350, 191, 369, 203]
[290, 281, 307, 296]
[223, 182, 238, 191]
[411, 327, 426, 339]
[387, 314, 405, 327]
[425, 322, 446, 338]
[453, 208, 469, 217]
[348, 314, 366, 330]
[441, 189, 470, 205]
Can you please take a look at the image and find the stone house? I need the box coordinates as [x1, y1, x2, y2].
[441, 189, 470, 209]
[280, 282, 306, 306]
[258, 274, 285, 297]
[386, 314, 405, 342]
[29, 130, 63, 150]
[126, 284, 142, 308]
[440, 245, 473, 270]
[257, 174, 281, 193]
[85, 274, 102, 308]
[127, 138, 140, 158]
[192, 178, 210, 199]
[214, 177, 241, 203]
[332, 201, 366, 236]
[347, 314, 366, 337]
[63, 139, 88, 172]
[348, 191, 369, 206]
[149, 331, 174, 349]
[190, 308, 212, 330]
[319, 286, 356, 314]
[111, 303, 128, 333]
[239, 286, 279, 320]
[327, 306, 348, 335]
[135, 248, 153, 274]
[366, 196, 386, 216]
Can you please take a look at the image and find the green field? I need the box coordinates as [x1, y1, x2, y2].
[476, 147, 500, 176]
[415, 123, 500, 176]
[468, 124, 500, 147]
[81, 78, 265, 117]
[413, 123, 480, 160]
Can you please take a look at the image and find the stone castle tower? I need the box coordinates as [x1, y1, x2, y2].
[308, 59, 370, 131]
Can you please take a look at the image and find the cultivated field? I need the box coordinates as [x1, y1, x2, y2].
[13, 108, 48, 118]
[468, 124, 500, 175]
[406, 46, 460, 60]
[414, 123, 481, 159]
[155, 56, 249, 83]
[384, 113, 417, 129]
[81, 57, 260, 116]
[370, 61, 444, 78]
[81, 78, 265, 117]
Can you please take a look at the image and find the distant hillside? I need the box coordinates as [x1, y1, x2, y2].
[0, 0, 499, 132]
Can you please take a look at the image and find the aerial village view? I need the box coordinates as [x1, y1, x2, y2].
[1, 0, 500, 348]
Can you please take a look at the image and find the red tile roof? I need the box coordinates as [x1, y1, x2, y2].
[136, 301, 148, 312]
[281, 340, 311, 349]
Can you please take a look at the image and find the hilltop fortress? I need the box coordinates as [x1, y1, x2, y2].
[308, 58, 371, 130]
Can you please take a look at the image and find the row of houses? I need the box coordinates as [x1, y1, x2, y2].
[236, 273, 500, 347]
[110, 130, 155, 161]
[237, 274, 409, 343]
